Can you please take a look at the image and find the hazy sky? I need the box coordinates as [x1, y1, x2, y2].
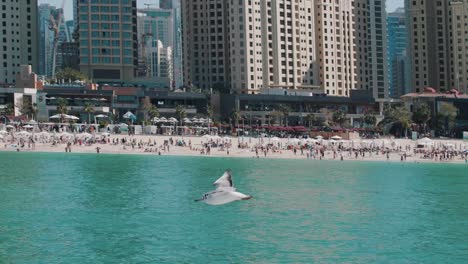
[40, 0, 404, 20]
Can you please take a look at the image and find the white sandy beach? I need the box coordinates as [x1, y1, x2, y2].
[2, 133, 467, 164]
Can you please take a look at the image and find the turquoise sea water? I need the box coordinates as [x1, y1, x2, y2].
[0, 152, 467, 263]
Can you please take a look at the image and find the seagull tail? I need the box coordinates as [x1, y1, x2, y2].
[241, 195, 253, 200]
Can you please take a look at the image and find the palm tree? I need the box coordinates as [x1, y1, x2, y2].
[306, 113, 316, 128]
[56, 98, 68, 123]
[175, 105, 186, 126]
[141, 96, 152, 124]
[84, 102, 95, 124]
[230, 108, 241, 127]
[332, 110, 347, 127]
[207, 105, 214, 121]
[30, 103, 38, 121]
[363, 113, 377, 129]
[278, 104, 291, 126]
[148, 105, 160, 121]
[4, 103, 14, 116]
[412, 104, 431, 133]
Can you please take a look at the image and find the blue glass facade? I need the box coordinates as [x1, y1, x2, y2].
[387, 8, 408, 98]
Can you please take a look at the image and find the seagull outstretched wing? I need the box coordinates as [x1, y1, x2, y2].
[213, 169, 233, 190]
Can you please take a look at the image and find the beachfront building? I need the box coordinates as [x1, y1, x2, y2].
[387, 8, 408, 99]
[77, 0, 138, 83]
[401, 89, 468, 136]
[36, 84, 112, 122]
[0, 0, 38, 86]
[221, 90, 379, 128]
[316, 0, 356, 97]
[406, 0, 468, 94]
[182, 0, 326, 94]
[101, 85, 208, 120]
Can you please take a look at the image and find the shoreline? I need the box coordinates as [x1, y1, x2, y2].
[2, 135, 467, 164]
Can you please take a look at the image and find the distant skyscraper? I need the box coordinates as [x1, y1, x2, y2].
[0, 0, 38, 85]
[387, 8, 408, 98]
[38, 5, 71, 77]
[78, 0, 138, 82]
[138, 8, 174, 48]
[159, 0, 173, 10]
[146, 40, 173, 84]
[354, 0, 390, 100]
[406, 0, 468, 94]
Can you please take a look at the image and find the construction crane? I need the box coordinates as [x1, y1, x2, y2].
[48, 0, 66, 77]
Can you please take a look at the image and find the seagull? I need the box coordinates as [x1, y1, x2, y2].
[195, 169, 253, 205]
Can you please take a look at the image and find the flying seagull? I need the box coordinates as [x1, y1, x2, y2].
[195, 169, 252, 205]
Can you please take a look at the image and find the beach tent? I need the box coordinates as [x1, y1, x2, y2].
[123, 111, 137, 122]
[417, 137, 433, 146]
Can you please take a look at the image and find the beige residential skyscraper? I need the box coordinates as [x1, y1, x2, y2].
[182, 0, 323, 94]
[182, 0, 375, 97]
[316, 0, 356, 96]
[406, 0, 468, 94]
[0, 0, 38, 86]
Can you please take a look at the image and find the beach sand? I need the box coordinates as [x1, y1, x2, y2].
[2, 134, 467, 164]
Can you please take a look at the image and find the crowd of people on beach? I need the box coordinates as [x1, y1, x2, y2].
[1, 129, 467, 163]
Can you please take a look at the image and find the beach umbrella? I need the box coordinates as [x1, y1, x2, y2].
[23, 125, 34, 129]
[191, 117, 199, 122]
[67, 115, 80, 120]
[123, 111, 137, 123]
[168, 117, 178, 123]
[198, 118, 206, 123]
[202, 134, 212, 140]
[159, 117, 167, 122]
[330, 135, 342, 140]
[315, 135, 324, 140]
[49, 114, 67, 119]
[6, 125, 15, 129]
[123, 111, 136, 119]
[153, 117, 160, 123]
[418, 137, 433, 146]
[95, 114, 108, 118]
